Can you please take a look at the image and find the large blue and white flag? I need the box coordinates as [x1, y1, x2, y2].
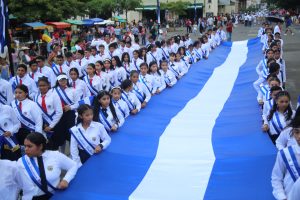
[53, 38, 277, 200]
[0, 0, 8, 53]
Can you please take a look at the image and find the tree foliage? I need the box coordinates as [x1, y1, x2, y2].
[161, 1, 190, 16]
[120, 0, 142, 20]
[8, 0, 88, 22]
[266, 0, 300, 9]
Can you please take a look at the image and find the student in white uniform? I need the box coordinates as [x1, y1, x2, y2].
[263, 91, 295, 144]
[98, 45, 109, 62]
[146, 44, 159, 66]
[276, 110, 300, 150]
[168, 53, 183, 79]
[192, 41, 203, 62]
[178, 46, 190, 70]
[92, 90, 124, 132]
[186, 44, 196, 64]
[0, 74, 13, 105]
[0, 159, 22, 200]
[274, 50, 286, 89]
[82, 48, 95, 65]
[76, 50, 89, 77]
[36, 56, 56, 88]
[175, 52, 188, 75]
[9, 64, 38, 99]
[130, 70, 151, 108]
[51, 55, 67, 77]
[258, 75, 281, 105]
[90, 47, 101, 63]
[35, 77, 63, 150]
[0, 103, 21, 160]
[160, 60, 177, 87]
[111, 87, 130, 119]
[83, 63, 103, 96]
[112, 56, 127, 87]
[12, 85, 43, 145]
[53, 74, 79, 150]
[289, 176, 300, 200]
[70, 104, 111, 166]
[271, 133, 300, 200]
[149, 61, 166, 95]
[17, 133, 78, 200]
[102, 59, 116, 91]
[69, 68, 90, 99]
[95, 61, 110, 92]
[121, 79, 141, 115]
[160, 40, 170, 61]
[139, 63, 156, 96]
[28, 60, 44, 86]
[130, 50, 143, 73]
[64, 52, 83, 78]
[122, 52, 131, 78]
[262, 86, 282, 128]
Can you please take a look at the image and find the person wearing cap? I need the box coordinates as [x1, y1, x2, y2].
[9, 64, 38, 99]
[20, 47, 31, 65]
[28, 60, 44, 86]
[53, 74, 79, 151]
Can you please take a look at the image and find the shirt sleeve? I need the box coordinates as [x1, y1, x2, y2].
[275, 130, 289, 150]
[49, 93, 63, 129]
[159, 75, 166, 92]
[115, 108, 125, 128]
[56, 151, 78, 183]
[142, 83, 151, 103]
[271, 152, 288, 200]
[133, 93, 141, 112]
[70, 134, 82, 167]
[31, 102, 43, 133]
[6, 83, 14, 105]
[98, 124, 111, 149]
[9, 107, 21, 134]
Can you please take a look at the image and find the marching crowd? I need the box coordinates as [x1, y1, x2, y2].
[256, 22, 300, 200]
[0, 22, 228, 199]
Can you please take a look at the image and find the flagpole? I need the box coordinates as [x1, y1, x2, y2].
[157, 0, 160, 37]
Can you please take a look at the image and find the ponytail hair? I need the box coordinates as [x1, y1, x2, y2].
[268, 91, 293, 122]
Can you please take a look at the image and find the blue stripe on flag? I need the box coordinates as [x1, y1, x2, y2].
[204, 38, 276, 200]
[52, 43, 232, 199]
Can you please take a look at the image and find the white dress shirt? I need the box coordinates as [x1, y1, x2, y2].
[63, 61, 83, 78]
[76, 58, 89, 77]
[139, 74, 155, 94]
[112, 99, 130, 118]
[11, 98, 43, 133]
[151, 72, 166, 93]
[70, 121, 111, 165]
[272, 144, 300, 200]
[160, 69, 177, 87]
[100, 106, 125, 129]
[115, 67, 127, 86]
[35, 90, 63, 129]
[69, 78, 90, 99]
[146, 51, 159, 66]
[130, 58, 144, 72]
[9, 75, 38, 99]
[17, 151, 78, 199]
[54, 87, 80, 110]
[133, 82, 151, 103]
[96, 71, 110, 92]
[0, 103, 21, 134]
[121, 91, 141, 112]
[104, 69, 117, 90]
[268, 111, 294, 136]
[276, 127, 297, 150]
[38, 66, 57, 87]
[168, 62, 182, 78]
[0, 78, 13, 105]
[0, 160, 20, 200]
[28, 71, 44, 86]
[83, 75, 103, 95]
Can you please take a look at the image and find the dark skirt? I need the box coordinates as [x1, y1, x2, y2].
[15, 128, 32, 145]
[48, 110, 75, 150]
[268, 132, 279, 145]
[79, 148, 91, 164]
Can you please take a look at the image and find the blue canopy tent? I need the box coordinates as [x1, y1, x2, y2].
[82, 18, 104, 26]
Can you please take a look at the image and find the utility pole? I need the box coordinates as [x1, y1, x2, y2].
[157, 0, 160, 36]
[194, 0, 197, 22]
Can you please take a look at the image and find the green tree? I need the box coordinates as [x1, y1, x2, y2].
[8, 0, 87, 22]
[161, 0, 190, 16]
[120, 0, 142, 21]
[86, 0, 115, 18]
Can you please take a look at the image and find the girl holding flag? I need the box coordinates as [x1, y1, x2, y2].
[160, 60, 177, 87]
[53, 74, 79, 150]
[112, 56, 126, 87]
[0, 103, 21, 161]
[83, 63, 103, 96]
[130, 70, 151, 108]
[121, 79, 141, 115]
[111, 87, 130, 119]
[95, 61, 110, 92]
[149, 61, 166, 95]
[70, 104, 111, 166]
[35, 77, 63, 150]
[130, 50, 143, 73]
[12, 85, 43, 145]
[139, 63, 155, 95]
[102, 59, 116, 91]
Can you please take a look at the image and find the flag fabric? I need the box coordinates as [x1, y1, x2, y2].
[53, 38, 277, 200]
[0, 0, 8, 53]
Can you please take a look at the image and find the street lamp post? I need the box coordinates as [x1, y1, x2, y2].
[194, 0, 197, 22]
[157, 0, 160, 36]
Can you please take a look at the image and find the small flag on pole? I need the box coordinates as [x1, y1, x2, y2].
[0, 0, 8, 53]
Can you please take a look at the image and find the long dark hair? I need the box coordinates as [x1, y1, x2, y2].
[26, 132, 47, 152]
[112, 56, 122, 68]
[149, 61, 161, 75]
[268, 91, 293, 121]
[121, 52, 130, 63]
[92, 90, 119, 123]
[288, 107, 300, 136]
[54, 73, 71, 88]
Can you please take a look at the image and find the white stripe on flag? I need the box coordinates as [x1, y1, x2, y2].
[129, 41, 248, 200]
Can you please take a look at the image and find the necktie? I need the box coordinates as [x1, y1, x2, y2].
[31, 73, 34, 79]
[73, 81, 76, 89]
[37, 156, 48, 193]
[19, 78, 22, 85]
[102, 108, 108, 118]
[40, 67, 42, 73]
[90, 78, 93, 85]
[41, 95, 47, 112]
[79, 60, 81, 66]
[19, 101, 22, 111]
[59, 65, 62, 73]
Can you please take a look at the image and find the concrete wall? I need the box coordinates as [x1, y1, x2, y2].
[204, 0, 218, 16]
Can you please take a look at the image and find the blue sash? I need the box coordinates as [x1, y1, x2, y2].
[12, 100, 35, 131]
[113, 100, 126, 118]
[84, 76, 98, 96]
[268, 99, 273, 109]
[194, 49, 202, 59]
[280, 147, 300, 182]
[260, 85, 268, 96]
[181, 57, 189, 68]
[149, 53, 157, 62]
[133, 86, 145, 103]
[69, 127, 94, 156]
[55, 87, 73, 105]
[133, 60, 140, 72]
[35, 94, 56, 126]
[99, 110, 112, 131]
[271, 112, 285, 135]
[164, 74, 171, 85]
[186, 50, 194, 63]
[168, 64, 180, 78]
[0, 92, 7, 105]
[0, 126, 19, 148]
[123, 63, 131, 77]
[12, 77, 19, 91]
[121, 92, 135, 111]
[161, 48, 169, 61]
[139, 76, 152, 94]
[51, 63, 60, 76]
[22, 156, 57, 195]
